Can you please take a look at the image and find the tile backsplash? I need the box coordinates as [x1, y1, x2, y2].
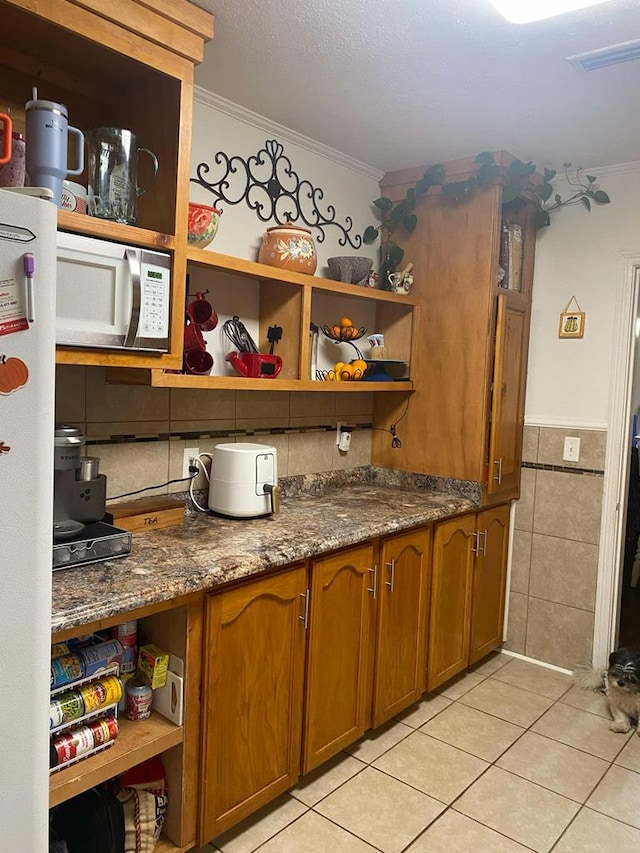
[55, 366, 374, 500]
[507, 424, 605, 669]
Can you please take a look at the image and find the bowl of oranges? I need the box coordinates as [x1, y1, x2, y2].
[321, 316, 366, 343]
[318, 358, 369, 382]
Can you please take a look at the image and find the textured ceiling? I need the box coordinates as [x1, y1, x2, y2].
[192, 0, 640, 172]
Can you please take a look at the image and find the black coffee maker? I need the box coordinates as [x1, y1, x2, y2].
[53, 424, 106, 541]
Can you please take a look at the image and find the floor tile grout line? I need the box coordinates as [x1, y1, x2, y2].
[579, 802, 640, 834]
[306, 805, 388, 853]
[411, 716, 527, 766]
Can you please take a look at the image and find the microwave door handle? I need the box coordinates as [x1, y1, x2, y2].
[123, 248, 142, 348]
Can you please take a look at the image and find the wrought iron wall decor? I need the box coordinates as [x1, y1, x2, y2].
[191, 139, 363, 248]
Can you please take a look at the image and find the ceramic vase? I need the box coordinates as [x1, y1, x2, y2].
[258, 221, 317, 274]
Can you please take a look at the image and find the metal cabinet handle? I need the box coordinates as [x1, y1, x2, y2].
[367, 564, 378, 599]
[493, 457, 503, 484]
[299, 589, 310, 629]
[385, 559, 396, 592]
[471, 531, 479, 555]
[123, 248, 142, 348]
[479, 529, 488, 556]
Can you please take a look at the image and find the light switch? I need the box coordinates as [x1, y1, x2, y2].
[563, 436, 580, 462]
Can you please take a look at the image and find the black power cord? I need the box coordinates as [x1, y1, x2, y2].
[109, 468, 199, 502]
[372, 396, 411, 448]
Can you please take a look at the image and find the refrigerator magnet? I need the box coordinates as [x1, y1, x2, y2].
[0, 277, 28, 336]
[0, 354, 29, 395]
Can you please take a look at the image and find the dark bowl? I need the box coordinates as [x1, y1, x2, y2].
[327, 256, 373, 284]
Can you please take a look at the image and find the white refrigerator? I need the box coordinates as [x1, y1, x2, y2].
[0, 188, 56, 851]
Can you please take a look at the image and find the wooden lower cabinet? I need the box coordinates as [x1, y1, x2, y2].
[200, 566, 308, 842]
[469, 504, 511, 664]
[373, 528, 431, 726]
[303, 543, 376, 773]
[427, 505, 510, 690]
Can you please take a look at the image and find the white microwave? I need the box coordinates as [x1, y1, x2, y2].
[56, 232, 171, 352]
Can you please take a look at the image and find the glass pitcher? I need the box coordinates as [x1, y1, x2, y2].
[86, 127, 158, 224]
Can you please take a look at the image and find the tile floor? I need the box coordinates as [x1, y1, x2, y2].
[194, 653, 640, 853]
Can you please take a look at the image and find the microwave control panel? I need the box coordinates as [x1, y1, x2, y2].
[139, 264, 169, 339]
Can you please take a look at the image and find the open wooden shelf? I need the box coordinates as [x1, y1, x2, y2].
[149, 372, 414, 392]
[57, 209, 176, 251]
[49, 712, 183, 808]
[186, 247, 420, 306]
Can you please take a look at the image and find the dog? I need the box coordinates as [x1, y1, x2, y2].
[574, 648, 640, 734]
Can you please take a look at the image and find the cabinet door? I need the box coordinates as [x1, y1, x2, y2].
[487, 294, 529, 498]
[427, 515, 476, 691]
[303, 543, 376, 773]
[200, 566, 308, 842]
[469, 504, 510, 664]
[373, 528, 431, 726]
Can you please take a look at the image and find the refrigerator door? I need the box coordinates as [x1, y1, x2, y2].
[0, 188, 55, 850]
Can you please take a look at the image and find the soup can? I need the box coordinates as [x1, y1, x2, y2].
[113, 619, 137, 647]
[79, 639, 123, 677]
[51, 653, 85, 689]
[87, 714, 118, 746]
[126, 679, 153, 721]
[79, 675, 122, 714]
[49, 690, 85, 729]
[50, 724, 95, 767]
[120, 644, 138, 674]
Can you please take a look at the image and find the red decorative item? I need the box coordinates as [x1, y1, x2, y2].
[0, 441, 10, 453]
[0, 354, 29, 395]
[187, 202, 222, 249]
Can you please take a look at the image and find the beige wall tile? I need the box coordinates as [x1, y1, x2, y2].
[514, 468, 535, 532]
[85, 367, 169, 424]
[55, 365, 86, 425]
[98, 441, 170, 501]
[526, 598, 594, 669]
[288, 431, 335, 475]
[510, 530, 532, 595]
[332, 429, 371, 470]
[336, 391, 374, 418]
[169, 389, 235, 423]
[505, 592, 528, 655]
[522, 426, 539, 464]
[289, 391, 334, 421]
[529, 533, 598, 611]
[236, 390, 290, 424]
[538, 427, 607, 470]
[533, 470, 603, 545]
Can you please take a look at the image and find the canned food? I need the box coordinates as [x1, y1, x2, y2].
[120, 644, 138, 675]
[51, 643, 70, 659]
[118, 673, 134, 712]
[51, 653, 85, 689]
[87, 714, 118, 746]
[49, 690, 85, 729]
[79, 639, 123, 677]
[126, 679, 153, 721]
[79, 675, 122, 714]
[50, 725, 95, 767]
[113, 620, 137, 647]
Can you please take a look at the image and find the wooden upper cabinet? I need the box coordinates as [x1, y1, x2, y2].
[200, 567, 307, 842]
[427, 514, 476, 691]
[373, 528, 431, 726]
[372, 153, 535, 503]
[487, 295, 528, 499]
[469, 504, 510, 664]
[303, 544, 376, 773]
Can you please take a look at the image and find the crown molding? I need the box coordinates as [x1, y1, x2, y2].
[194, 87, 384, 183]
[589, 159, 640, 177]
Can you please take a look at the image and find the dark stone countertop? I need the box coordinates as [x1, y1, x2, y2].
[51, 468, 480, 635]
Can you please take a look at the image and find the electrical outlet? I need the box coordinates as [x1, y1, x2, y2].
[563, 436, 580, 462]
[336, 422, 347, 446]
[182, 446, 200, 478]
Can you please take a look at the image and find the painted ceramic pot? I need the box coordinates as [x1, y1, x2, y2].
[258, 222, 317, 274]
[187, 201, 222, 249]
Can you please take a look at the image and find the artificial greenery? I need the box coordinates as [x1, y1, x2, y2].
[363, 151, 611, 269]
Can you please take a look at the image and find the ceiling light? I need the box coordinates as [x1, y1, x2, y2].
[487, 0, 610, 24]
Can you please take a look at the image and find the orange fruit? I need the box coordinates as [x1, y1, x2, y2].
[340, 364, 354, 381]
[339, 316, 353, 328]
[352, 359, 367, 373]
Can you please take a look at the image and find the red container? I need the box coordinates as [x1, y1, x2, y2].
[225, 351, 282, 379]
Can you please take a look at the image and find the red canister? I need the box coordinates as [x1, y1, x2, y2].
[87, 714, 118, 746]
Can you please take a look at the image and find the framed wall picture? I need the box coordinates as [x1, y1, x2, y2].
[558, 311, 585, 338]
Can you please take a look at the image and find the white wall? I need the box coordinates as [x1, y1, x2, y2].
[526, 164, 640, 428]
[190, 90, 382, 273]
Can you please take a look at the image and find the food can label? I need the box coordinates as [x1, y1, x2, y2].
[126, 684, 153, 721]
[50, 654, 85, 689]
[49, 691, 84, 729]
[121, 644, 138, 674]
[51, 643, 70, 659]
[114, 620, 137, 646]
[79, 675, 122, 713]
[79, 639, 123, 677]
[88, 714, 118, 746]
[52, 725, 95, 765]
